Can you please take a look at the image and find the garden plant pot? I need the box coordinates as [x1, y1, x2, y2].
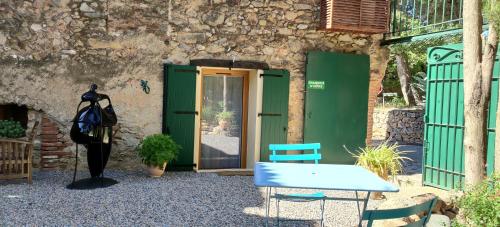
[218, 119, 229, 130]
[371, 191, 385, 200]
[147, 162, 167, 177]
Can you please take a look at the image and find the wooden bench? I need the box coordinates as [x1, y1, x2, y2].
[0, 121, 38, 184]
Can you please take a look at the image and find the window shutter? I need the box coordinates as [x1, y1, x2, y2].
[259, 69, 289, 162]
[163, 64, 198, 170]
[320, 0, 390, 34]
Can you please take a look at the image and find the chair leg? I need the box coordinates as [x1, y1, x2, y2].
[28, 164, 32, 185]
[320, 199, 326, 227]
[276, 198, 280, 227]
[265, 187, 271, 227]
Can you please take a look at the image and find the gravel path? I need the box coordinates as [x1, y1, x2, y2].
[1, 170, 383, 226]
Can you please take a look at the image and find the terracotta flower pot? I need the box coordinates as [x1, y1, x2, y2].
[147, 162, 167, 177]
[218, 119, 229, 130]
[371, 191, 386, 200]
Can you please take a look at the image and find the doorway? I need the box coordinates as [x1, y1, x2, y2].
[304, 51, 370, 164]
[199, 69, 249, 169]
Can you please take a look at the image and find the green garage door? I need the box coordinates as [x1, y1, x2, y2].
[304, 51, 370, 164]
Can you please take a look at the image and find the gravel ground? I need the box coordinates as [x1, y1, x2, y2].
[0, 170, 383, 226]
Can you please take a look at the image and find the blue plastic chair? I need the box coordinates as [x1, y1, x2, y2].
[361, 197, 437, 227]
[267, 143, 326, 227]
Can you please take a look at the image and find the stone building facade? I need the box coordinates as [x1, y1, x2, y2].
[0, 0, 389, 170]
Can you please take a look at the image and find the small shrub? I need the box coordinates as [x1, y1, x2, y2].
[348, 142, 411, 180]
[137, 134, 180, 168]
[216, 111, 234, 122]
[202, 106, 218, 124]
[455, 174, 500, 227]
[0, 120, 25, 138]
[388, 96, 408, 108]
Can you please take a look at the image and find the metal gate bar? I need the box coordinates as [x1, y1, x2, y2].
[424, 44, 498, 190]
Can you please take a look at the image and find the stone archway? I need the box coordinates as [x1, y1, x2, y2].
[0, 104, 73, 170]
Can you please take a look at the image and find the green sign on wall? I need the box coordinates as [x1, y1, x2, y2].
[308, 80, 325, 90]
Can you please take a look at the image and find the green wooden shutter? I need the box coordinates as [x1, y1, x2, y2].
[163, 64, 198, 170]
[259, 69, 290, 162]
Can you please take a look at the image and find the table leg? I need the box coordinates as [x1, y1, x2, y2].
[265, 187, 271, 227]
[357, 191, 371, 227]
[355, 191, 361, 219]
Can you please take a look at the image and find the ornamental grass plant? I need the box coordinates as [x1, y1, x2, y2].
[348, 142, 411, 181]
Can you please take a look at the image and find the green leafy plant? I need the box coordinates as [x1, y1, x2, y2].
[0, 120, 25, 138]
[383, 36, 462, 97]
[410, 72, 427, 94]
[387, 96, 408, 108]
[216, 111, 234, 122]
[484, 0, 500, 30]
[202, 106, 218, 124]
[136, 134, 180, 168]
[455, 174, 500, 227]
[348, 142, 411, 181]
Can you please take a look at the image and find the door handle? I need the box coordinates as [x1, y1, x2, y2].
[174, 111, 199, 115]
[258, 113, 282, 117]
[307, 112, 312, 119]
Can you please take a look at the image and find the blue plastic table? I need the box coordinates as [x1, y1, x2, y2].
[254, 162, 399, 226]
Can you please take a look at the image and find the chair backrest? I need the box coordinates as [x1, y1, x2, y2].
[268, 143, 321, 164]
[362, 197, 437, 227]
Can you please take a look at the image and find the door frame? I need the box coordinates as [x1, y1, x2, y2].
[197, 68, 250, 169]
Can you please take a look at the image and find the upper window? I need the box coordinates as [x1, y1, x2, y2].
[320, 0, 390, 34]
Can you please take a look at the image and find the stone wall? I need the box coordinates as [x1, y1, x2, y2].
[0, 0, 389, 169]
[372, 107, 425, 144]
[39, 116, 73, 169]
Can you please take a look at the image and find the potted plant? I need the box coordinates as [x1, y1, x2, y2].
[348, 142, 411, 199]
[137, 134, 180, 177]
[216, 111, 234, 130]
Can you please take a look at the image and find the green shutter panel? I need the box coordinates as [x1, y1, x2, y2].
[163, 64, 198, 170]
[259, 69, 290, 162]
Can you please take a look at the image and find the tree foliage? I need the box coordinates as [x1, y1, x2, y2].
[485, 0, 500, 30]
[384, 36, 462, 94]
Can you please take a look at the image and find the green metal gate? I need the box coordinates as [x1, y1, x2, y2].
[424, 44, 499, 190]
[304, 51, 370, 164]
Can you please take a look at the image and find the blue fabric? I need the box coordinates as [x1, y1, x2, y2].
[254, 162, 399, 192]
[77, 106, 101, 134]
